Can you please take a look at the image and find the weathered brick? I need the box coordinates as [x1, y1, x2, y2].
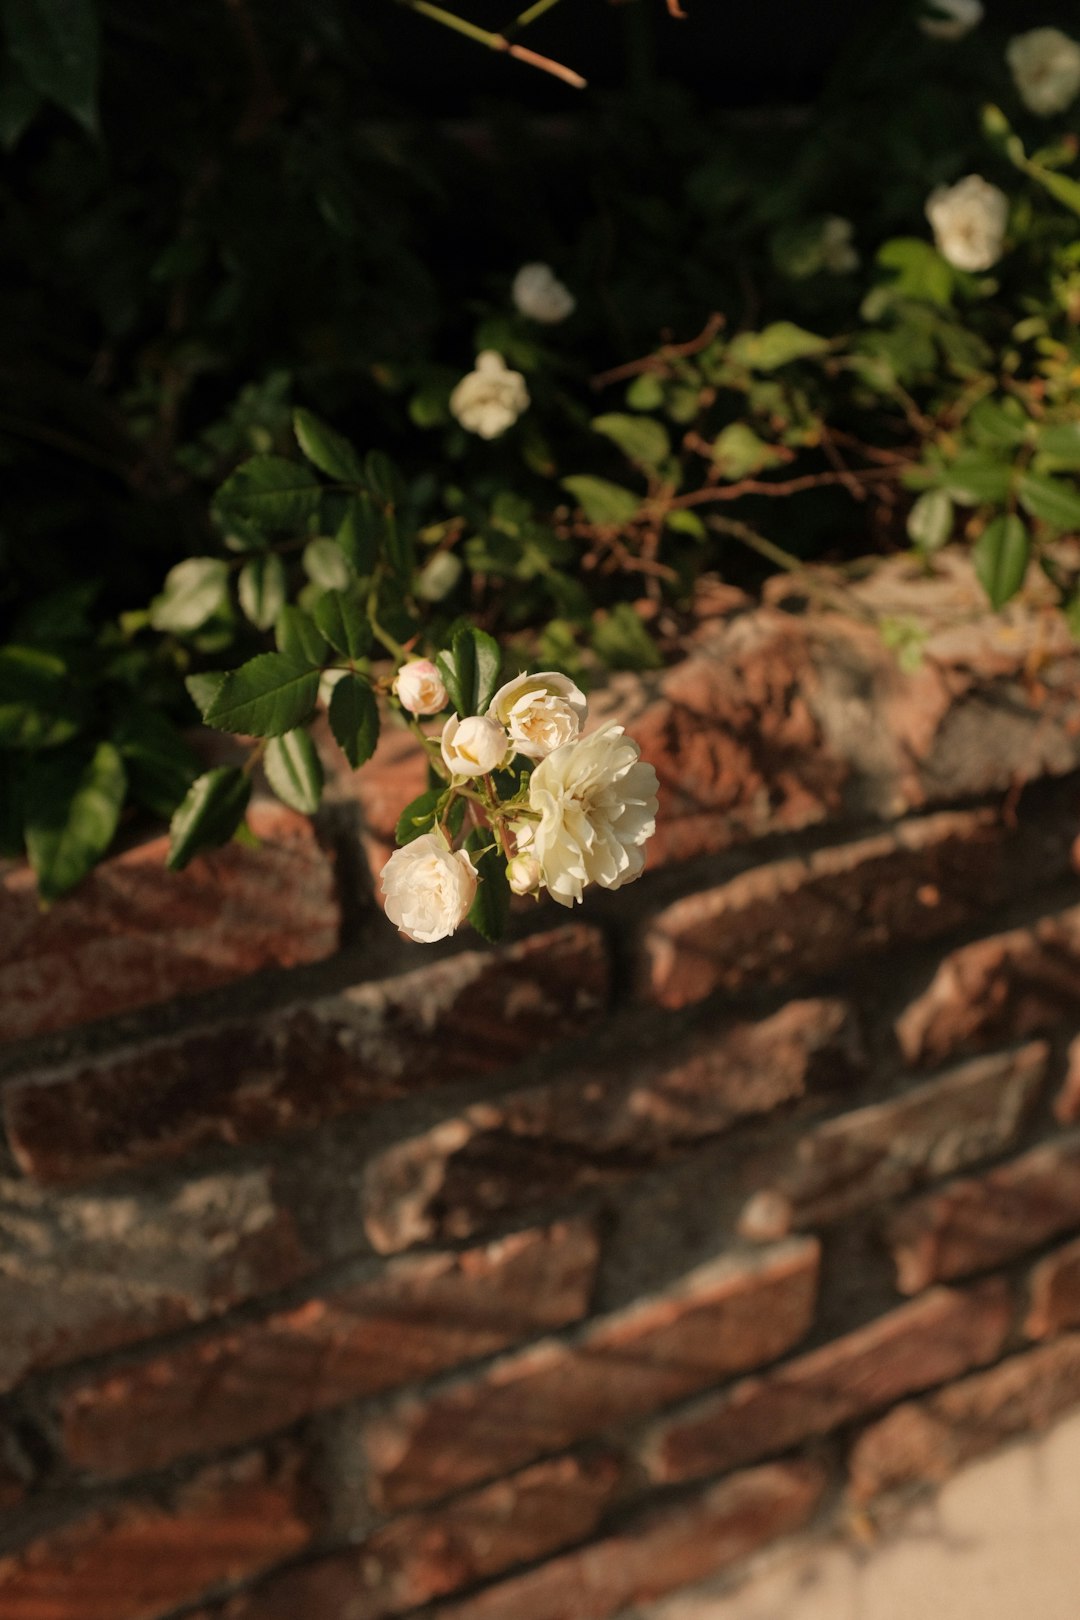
[363, 998, 861, 1253]
[56, 1220, 599, 1479]
[0, 1450, 318, 1620]
[194, 1453, 622, 1620]
[360, 1239, 819, 1512]
[0, 1168, 312, 1391]
[1054, 1033, 1080, 1125]
[323, 720, 429, 885]
[1026, 1236, 1080, 1339]
[848, 1335, 1080, 1503]
[4, 926, 608, 1185]
[0, 800, 339, 1045]
[737, 1045, 1046, 1241]
[896, 906, 1080, 1067]
[426, 1460, 826, 1620]
[886, 1134, 1080, 1294]
[642, 1280, 1011, 1484]
[640, 809, 1040, 1011]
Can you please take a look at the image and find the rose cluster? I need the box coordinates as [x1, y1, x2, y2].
[381, 664, 659, 945]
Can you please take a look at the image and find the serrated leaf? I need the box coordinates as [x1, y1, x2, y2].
[149, 558, 229, 634]
[874, 237, 954, 309]
[1018, 473, 1080, 532]
[313, 585, 371, 659]
[907, 489, 954, 553]
[328, 673, 379, 768]
[395, 788, 441, 845]
[943, 453, 1014, 506]
[185, 671, 226, 720]
[203, 653, 321, 737]
[293, 407, 366, 483]
[214, 455, 321, 533]
[6, 0, 99, 132]
[25, 742, 125, 901]
[112, 707, 198, 819]
[1034, 422, 1080, 470]
[727, 321, 829, 371]
[665, 509, 707, 540]
[237, 553, 287, 631]
[275, 606, 328, 665]
[592, 413, 670, 467]
[973, 514, 1029, 609]
[472, 628, 502, 714]
[167, 767, 252, 872]
[336, 494, 382, 574]
[365, 449, 405, 507]
[265, 729, 324, 814]
[465, 826, 510, 944]
[0, 645, 81, 750]
[625, 372, 665, 410]
[711, 422, 785, 480]
[303, 536, 353, 591]
[560, 475, 640, 527]
[967, 397, 1028, 450]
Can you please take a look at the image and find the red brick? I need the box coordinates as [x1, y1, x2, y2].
[642, 1279, 1011, 1484]
[886, 1134, 1080, 1294]
[322, 720, 428, 886]
[640, 810, 1036, 1011]
[360, 1239, 819, 1512]
[848, 1335, 1080, 1502]
[737, 1044, 1046, 1241]
[4, 925, 608, 1185]
[427, 1460, 826, 1620]
[1026, 1236, 1080, 1338]
[195, 1453, 622, 1620]
[0, 1450, 319, 1620]
[0, 800, 339, 1045]
[0, 1167, 312, 1391]
[896, 906, 1080, 1067]
[56, 1220, 599, 1479]
[362, 998, 861, 1253]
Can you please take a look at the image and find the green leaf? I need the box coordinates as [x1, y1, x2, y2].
[0, 53, 42, 149]
[25, 742, 126, 901]
[665, 509, 707, 540]
[967, 397, 1028, 450]
[0, 755, 24, 856]
[313, 585, 371, 659]
[727, 322, 829, 371]
[436, 625, 479, 718]
[1018, 474, 1080, 533]
[112, 708, 198, 819]
[592, 603, 662, 671]
[275, 606, 328, 665]
[395, 788, 441, 845]
[364, 449, 405, 508]
[6, 0, 99, 132]
[383, 511, 415, 579]
[711, 422, 786, 480]
[185, 671, 225, 720]
[293, 407, 366, 483]
[472, 628, 503, 713]
[214, 455, 321, 533]
[336, 494, 382, 574]
[943, 453, 1014, 506]
[203, 653, 321, 737]
[149, 558, 230, 634]
[328, 673, 379, 768]
[1035, 422, 1080, 470]
[0, 645, 80, 750]
[875, 238, 954, 309]
[265, 729, 324, 814]
[167, 767, 252, 872]
[625, 373, 665, 411]
[302, 536, 353, 591]
[238, 553, 287, 631]
[560, 475, 640, 526]
[465, 826, 511, 944]
[906, 489, 954, 554]
[592, 413, 670, 467]
[973, 514, 1029, 609]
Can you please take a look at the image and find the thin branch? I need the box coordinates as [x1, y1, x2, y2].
[394, 0, 586, 86]
[591, 312, 726, 388]
[669, 465, 902, 508]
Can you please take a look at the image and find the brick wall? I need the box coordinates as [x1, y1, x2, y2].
[3, 552, 1080, 1620]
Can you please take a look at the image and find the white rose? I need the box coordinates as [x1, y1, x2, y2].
[926, 175, 1008, 272]
[819, 216, 859, 274]
[441, 713, 510, 777]
[488, 670, 587, 761]
[394, 659, 449, 716]
[512, 262, 576, 324]
[1007, 28, 1080, 117]
[527, 722, 659, 908]
[381, 834, 477, 944]
[919, 0, 982, 41]
[449, 352, 530, 439]
[507, 852, 542, 895]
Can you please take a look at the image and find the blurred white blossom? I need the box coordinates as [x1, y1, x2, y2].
[1007, 27, 1080, 116]
[919, 0, 982, 42]
[450, 351, 530, 439]
[926, 175, 1008, 272]
[512, 262, 576, 323]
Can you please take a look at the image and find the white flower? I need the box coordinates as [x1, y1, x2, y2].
[527, 723, 659, 908]
[926, 175, 1008, 272]
[819, 216, 859, 274]
[512, 262, 576, 324]
[394, 659, 449, 716]
[919, 0, 982, 41]
[507, 852, 542, 895]
[449, 352, 530, 439]
[381, 834, 477, 944]
[441, 713, 510, 777]
[1007, 28, 1080, 116]
[488, 671, 587, 761]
